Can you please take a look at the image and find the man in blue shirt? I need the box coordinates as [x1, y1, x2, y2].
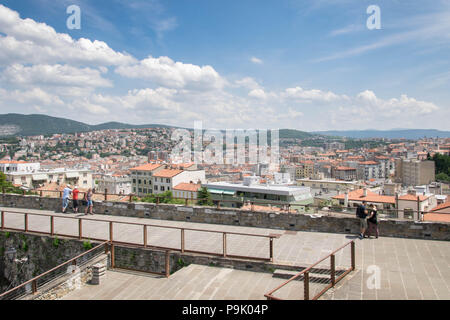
[62, 184, 72, 213]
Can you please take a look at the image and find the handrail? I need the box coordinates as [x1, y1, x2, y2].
[264, 240, 355, 300]
[0, 209, 277, 239]
[0, 209, 280, 262]
[0, 241, 109, 299]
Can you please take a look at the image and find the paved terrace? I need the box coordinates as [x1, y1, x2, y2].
[1, 207, 449, 300]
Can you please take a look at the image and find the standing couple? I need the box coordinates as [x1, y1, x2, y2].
[356, 201, 379, 239]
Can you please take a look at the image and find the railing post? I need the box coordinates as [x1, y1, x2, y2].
[165, 250, 170, 278]
[104, 189, 108, 201]
[143, 225, 147, 248]
[39, 190, 43, 197]
[24, 213, 28, 232]
[109, 222, 113, 242]
[59, 191, 62, 199]
[330, 254, 336, 286]
[185, 198, 188, 206]
[32, 280, 37, 295]
[223, 233, 227, 258]
[156, 197, 160, 205]
[50, 216, 54, 236]
[269, 237, 274, 262]
[129, 194, 133, 203]
[304, 271, 310, 300]
[216, 201, 220, 209]
[1, 211, 4, 230]
[351, 241, 355, 270]
[78, 219, 82, 240]
[181, 229, 185, 253]
[110, 244, 115, 268]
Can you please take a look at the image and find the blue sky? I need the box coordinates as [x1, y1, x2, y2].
[0, 0, 449, 131]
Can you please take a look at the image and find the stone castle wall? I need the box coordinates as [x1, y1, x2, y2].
[1, 193, 449, 241]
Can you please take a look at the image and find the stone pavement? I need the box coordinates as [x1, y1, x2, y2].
[62, 265, 296, 300]
[2, 207, 449, 300]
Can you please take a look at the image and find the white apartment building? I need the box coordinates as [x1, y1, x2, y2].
[6, 168, 93, 189]
[152, 169, 206, 195]
[357, 161, 383, 181]
[0, 161, 41, 174]
[97, 174, 132, 195]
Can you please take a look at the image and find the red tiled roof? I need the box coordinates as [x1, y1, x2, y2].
[423, 213, 450, 223]
[0, 160, 29, 164]
[153, 169, 183, 178]
[173, 183, 201, 192]
[359, 161, 379, 165]
[129, 163, 162, 171]
[398, 194, 429, 201]
[333, 188, 395, 204]
[429, 201, 450, 212]
[336, 166, 356, 171]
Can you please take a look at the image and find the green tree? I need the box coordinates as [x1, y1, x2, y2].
[432, 154, 450, 177]
[436, 172, 450, 182]
[197, 187, 213, 206]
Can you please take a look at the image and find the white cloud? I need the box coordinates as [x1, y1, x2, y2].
[115, 56, 226, 90]
[2, 64, 113, 88]
[0, 87, 64, 108]
[250, 57, 263, 64]
[0, 4, 135, 67]
[248, 88, 267, 99]
[234, 77, 261, 90]
[283, 86, 343, 102]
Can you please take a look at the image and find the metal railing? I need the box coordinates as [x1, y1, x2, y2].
[264, 240, 355, 300]
[0, 209, 281, 262]
[0, 241, 109, 300]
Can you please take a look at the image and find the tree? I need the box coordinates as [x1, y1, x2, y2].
[436, 172, 450, 182]
[432, 154, 450, 177]
[197, 187, 213, 206]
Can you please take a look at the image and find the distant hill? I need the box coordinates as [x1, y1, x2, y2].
[0, 114, 177, 136]
[0, 114, 318, 139]
[313, 129, 450, 139]
[279, 129, 314, 139]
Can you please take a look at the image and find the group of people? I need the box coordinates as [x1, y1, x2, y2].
[62, 185, 94, 215]
[356, 201, 379, 240]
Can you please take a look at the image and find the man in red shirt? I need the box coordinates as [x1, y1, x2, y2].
[72, 186, 80, 213]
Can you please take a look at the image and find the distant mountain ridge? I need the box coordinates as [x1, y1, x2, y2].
[0, 114, 316, 139]
[0, 114, 177, 136]
[0, 114, 447, 140]
[313, 129, 450, 139]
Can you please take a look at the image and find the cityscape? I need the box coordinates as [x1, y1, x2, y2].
[0, 0, 449, 310]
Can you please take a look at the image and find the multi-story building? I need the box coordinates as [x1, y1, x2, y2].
[297, 161, 315, 179]
[357, 161, 383, 181]
[395, 159, 435, 186]
[130, 163, 164, 197]
[0, 161, 40, 174]
[97, 174, 132, 195]
[130, 163, 206, 197]
[173, 182, 202, 200]
[152, 169, 205, 195]
[203, 176, 312, 210]
[6, 168, 93, 189]
[332, 166, 357, 181]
